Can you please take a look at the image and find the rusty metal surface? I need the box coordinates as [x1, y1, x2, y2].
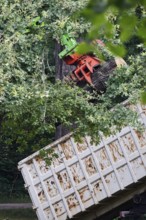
[18, 104, 146, 220]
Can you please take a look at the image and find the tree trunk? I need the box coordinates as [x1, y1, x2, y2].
[54, 41, 72, 140]
[54, 41, 63, 140]
[55, 42, 63, 80]
[55, 42, 69, 140]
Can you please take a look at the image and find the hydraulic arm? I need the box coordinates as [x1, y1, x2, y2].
[59, 34, 126, 92]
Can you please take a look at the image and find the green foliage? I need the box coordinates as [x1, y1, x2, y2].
[80, 0, 146, 57]
[76, 42, 95, 54]
[0, 0, 90, 151]
[0, 0, 146, 197]
[141, 91, 146, 104]
[80, 0, 146, 103]
[0, 0, 90, 196]
[39, 148, 58, 166]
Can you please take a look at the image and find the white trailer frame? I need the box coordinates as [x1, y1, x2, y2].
[18, 104, 146, 220]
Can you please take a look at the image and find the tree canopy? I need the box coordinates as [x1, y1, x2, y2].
[0, 0, 146, 197]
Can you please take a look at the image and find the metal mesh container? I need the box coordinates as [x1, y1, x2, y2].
[18, 104, 146, 220]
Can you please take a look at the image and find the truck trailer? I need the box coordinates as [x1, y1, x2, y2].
[18, 103, 146, 220]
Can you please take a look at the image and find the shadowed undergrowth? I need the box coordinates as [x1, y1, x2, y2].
[0, 209, 37, 220]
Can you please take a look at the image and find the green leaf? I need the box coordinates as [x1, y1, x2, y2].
[76, 42, 95, 54]
[137, 18, 146, 41]
[120, 14, 137, 42]
[141, 91, 146, 104]
[29, 16, 41, 27]
[107, 43, 126, 57]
